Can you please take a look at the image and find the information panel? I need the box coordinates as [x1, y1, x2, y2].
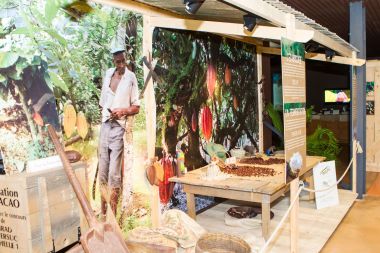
[281, 37, 306, 183]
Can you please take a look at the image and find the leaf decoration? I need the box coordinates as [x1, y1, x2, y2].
[0, 52, 19, 69]
[48, 71, 69, 92]
[45, 0, 60, 24]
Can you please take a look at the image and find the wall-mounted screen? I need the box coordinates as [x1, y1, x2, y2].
[324, 89, 351, 103]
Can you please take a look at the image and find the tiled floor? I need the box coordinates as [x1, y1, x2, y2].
[321, 172, 380, 253]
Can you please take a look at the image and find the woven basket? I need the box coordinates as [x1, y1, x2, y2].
[195, 233, 251, 253]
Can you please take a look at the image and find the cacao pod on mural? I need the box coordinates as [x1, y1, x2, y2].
[207, 63, 216, 98]
[63, 104, 77, 138]
[76, 111, 88, 139]
[233, 96, 239, 110]
[191, 111, 197, 132]
[201, 105, 213, 141]
[225, 64, 231, 85]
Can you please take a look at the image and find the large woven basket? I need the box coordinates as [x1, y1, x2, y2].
[195, 233, 251, 253]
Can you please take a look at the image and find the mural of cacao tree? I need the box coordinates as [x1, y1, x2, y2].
[153, 28, 258, 171]
[0, 0, 142, 171]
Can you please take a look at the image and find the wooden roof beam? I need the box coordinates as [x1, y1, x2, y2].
[149, 17, 313, 42]
[257, 46, 365, 66]
[91, 0, 180, 18]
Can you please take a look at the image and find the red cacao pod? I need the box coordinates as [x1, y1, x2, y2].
[159, 157, 174, 204]
[225, 64, 231, 85]
[201, 106, 213, 141]
[191, 111, 197, 132]
[233, 96, 239, 110]
[168, 114, 175, 127]
[207, 63, 216, 98]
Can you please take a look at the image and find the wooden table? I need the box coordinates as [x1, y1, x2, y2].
[169, 156, 325, 240]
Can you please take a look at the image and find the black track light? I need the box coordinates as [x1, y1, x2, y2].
[243, 14, 257, 32]
[325, 49, 336, 60]
[184, 0, 205, 15]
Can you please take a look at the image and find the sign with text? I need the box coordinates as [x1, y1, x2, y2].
[0, 181, 29, 253]
[313, 161, 339, 209]
[281, 37, 306, 183]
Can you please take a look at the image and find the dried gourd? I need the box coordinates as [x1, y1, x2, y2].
[154, 161, 164, 182]
[76, 111, 88, 139]
[63, 104, 76, 138]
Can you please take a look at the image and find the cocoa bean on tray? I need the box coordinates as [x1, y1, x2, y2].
[221, 165, 277, 177]
[238, 157, 284, 165]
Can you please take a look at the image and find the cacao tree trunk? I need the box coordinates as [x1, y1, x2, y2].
[13, 82, 39, 142]
[184, 106, 206, 171]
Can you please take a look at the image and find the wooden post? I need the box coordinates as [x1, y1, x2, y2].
[285, 13, 299, 253]
[37, 177, 53, 253]
[350, 0, 366, 198]
[143, 15, 160, 227]
[257, 52, 263, 153]
[352, 139, 357, 194]
[373, 72, 380, 168]
[186, 193, 196, 220]
[290, 178, 299, 253]
[261, 195, 271, 240]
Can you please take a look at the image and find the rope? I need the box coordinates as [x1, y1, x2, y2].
[259, 143, 359, 253]
[301, 158, 353, 193]
[259, 186, 303, 253]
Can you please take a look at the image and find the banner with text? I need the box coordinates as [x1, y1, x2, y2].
[281, 37, 306, 183]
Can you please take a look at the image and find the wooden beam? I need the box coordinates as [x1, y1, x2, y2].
[257, 46, 365, 66]
[223, 0, 354, 57]
[306, 53, 365, 66]
[218, 34, 263, 46]
[91, 0, 180, 18]
[143, 15, 160, 228]
[149, 16, 257, 37]
[252, 25, 313, 43]
[149, 17, 312, 42]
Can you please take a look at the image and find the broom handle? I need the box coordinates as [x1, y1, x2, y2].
[47, 125, 98, 228]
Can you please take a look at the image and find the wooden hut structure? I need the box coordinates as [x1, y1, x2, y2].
[94, 0, 365, 252]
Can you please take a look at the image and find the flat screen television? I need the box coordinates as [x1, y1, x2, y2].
[324, 89, 351, 103]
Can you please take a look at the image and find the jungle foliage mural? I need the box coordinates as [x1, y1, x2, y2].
[153, 28, 259, 171]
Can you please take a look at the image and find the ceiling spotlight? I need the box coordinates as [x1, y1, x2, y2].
[184, 0, 205, 15]
[243, 14, 257, 32]
[325, 49, 336, 61]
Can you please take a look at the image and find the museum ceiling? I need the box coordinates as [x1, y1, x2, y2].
[274, 0, 380, 58]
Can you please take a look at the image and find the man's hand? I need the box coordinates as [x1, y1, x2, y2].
[110, 108, 126, 119]
[111, 106, 140, 119]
